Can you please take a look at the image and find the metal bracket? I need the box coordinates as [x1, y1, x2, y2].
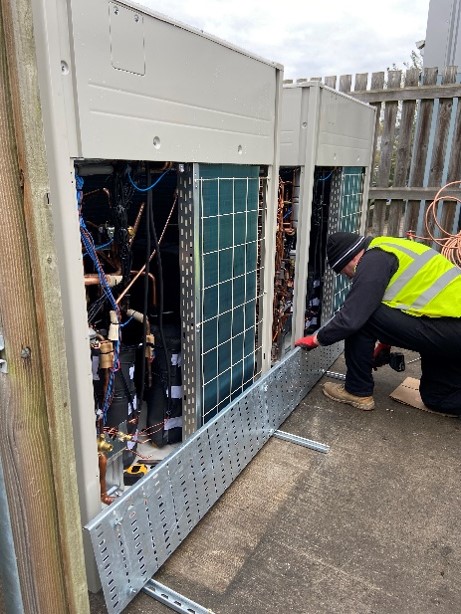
[0, 334, 7, 374]
[273, 430, 330, 454]
[143, 579, 215, 614]
[324, 370, 346, 381]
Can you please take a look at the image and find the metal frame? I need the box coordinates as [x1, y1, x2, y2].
[178, 164, 200, 436]
[273, 430, 330, 453]
[143, 580, 215, 614]
[85, 342, 342, 614]
[0, 458, 24, 613]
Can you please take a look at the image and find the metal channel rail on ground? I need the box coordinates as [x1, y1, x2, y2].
[85, 344, 342, 614]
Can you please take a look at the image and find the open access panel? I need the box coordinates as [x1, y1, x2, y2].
[272, 81, 376, 361]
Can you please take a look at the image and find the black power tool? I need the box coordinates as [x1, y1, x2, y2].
[372, 342, 405, 372]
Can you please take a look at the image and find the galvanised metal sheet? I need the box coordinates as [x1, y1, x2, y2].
[85, 343, 342, 614]
[67, 0, 281, 163]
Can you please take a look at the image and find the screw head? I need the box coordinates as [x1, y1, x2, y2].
[21, 347, 31, 359]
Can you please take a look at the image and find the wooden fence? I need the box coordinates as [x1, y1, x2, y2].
[317, 66, 461, 241]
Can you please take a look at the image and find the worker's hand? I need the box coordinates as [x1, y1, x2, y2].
[295, 334, 319, 350]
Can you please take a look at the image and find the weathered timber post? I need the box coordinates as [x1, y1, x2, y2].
[0, 0, 90, 612]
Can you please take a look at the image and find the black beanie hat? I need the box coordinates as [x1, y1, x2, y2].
[327, 232, 366, 273]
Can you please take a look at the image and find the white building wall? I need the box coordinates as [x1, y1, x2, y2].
[424, 0, 461, 68]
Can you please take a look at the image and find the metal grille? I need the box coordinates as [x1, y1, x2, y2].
[179, 165, 267, 435]
[197, 165, 266, 424]
[85, 343, 342, 614]
[327, 167, 365, 315]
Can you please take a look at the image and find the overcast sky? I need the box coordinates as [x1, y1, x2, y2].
[135, 0, 430, 79]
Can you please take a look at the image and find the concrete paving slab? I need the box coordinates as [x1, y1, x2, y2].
[87, 350, 461, 613]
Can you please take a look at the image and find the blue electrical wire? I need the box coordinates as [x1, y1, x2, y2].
[120, 316, 134, 328]
[127, 167, 170, 192]
[83, 238, 113, 257]
[77, 173, 121, 423]
[318, 171, 333, 182]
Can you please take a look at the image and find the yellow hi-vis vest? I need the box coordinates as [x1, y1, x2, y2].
[368, 237, 461, 318]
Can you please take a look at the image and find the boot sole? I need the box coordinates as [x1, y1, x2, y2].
[323, 387, 375, 411]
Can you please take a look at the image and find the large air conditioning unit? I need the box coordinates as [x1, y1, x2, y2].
[272, 81, 376, 362]
[33, 0, 281, 599]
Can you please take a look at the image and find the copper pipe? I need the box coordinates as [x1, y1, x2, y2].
[84, 274, 100, 286]
[129, 271, 157, 306]
[84, 273, 123, 287]
[98, 452, 114, 505]
[82, 187, 111, 206]
[129, 203, 145, 245]
[150, 161, 173, 172]
[116, 192, 178, 305]
[126, 309, 151, 334]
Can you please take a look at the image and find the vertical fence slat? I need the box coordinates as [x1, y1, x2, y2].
[441, 81, 461, 235]
[387, 68, 420, 236]
[354, 73, 368, 92]
[429, 66, 457, 185]
[372, 70, 402, 234]
[367, 72, 385, 231]
[426, 66, 458, 245]
[324, 75, 337, 89]
[404, 67, 439, 234]
[339, 74, 352, 93]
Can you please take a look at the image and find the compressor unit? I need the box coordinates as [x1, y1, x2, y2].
[272, 80, 376, 361]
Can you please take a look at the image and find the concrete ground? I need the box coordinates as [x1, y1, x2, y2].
[88, 349, 461, 613]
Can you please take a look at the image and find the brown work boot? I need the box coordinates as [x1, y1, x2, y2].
[323, 382, 375, 411]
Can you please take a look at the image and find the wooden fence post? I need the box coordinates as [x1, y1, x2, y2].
[0, 0, 89, 612]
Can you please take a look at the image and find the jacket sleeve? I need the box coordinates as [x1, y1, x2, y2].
[316, 248, 398, 346]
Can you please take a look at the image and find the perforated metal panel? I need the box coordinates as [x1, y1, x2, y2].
[85, 342, 342, 614]
[178, 165, 200, 436]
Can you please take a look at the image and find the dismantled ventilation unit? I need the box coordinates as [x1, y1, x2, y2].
[30, 2, 375, 611]
[272, 81, 376, 362]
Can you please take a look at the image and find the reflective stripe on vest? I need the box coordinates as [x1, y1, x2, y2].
[397, 266, 461, 311]
[384, 248, 435, 301]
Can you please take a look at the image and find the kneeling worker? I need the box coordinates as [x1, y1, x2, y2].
[295, 232, 461, 416]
